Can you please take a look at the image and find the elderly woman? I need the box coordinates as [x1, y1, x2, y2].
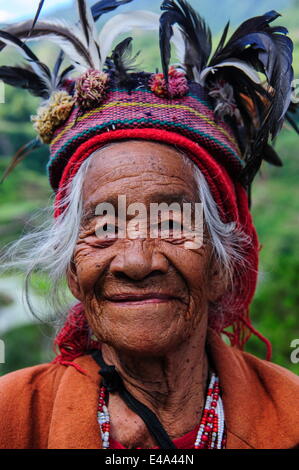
[0, 0, 298, 450]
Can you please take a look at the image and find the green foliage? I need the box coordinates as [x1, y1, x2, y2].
[0, 157, 51, 246]
[0, 323, 55, 376]
[244, 129, 299, 374]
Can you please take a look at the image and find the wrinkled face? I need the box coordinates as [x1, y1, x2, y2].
[67, 140, 224, 356]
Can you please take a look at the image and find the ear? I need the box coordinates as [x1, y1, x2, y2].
[206, 255, 229, 303]
[66, 260, 84, 301]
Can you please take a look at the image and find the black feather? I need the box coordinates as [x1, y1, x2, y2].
[111, 37, 140, 88]
[53, 50, 65, 80]
[91, 0, 134, 22]
[59, 64, 75, 84]
[0, 138, 42, 184]
[77, 0, 102, 63]
[213, 21, 230, 59]
[0, 29, 41, 63]
[222, 10, 281, 48]
[262, 143, 283, 166]
[0, 21, 94, 69]
[159, 0, 212, 81]
[52, 50, 75, 88]
[0, 65, 49, 98]
[0, 29, 52, 81]
[26, 0, 46, 40]
[208, 11, 294, 134]
[203, 10, 293, 186]
[77, 0, 91, 46]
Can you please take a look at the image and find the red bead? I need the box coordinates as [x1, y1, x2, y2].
[97, 372, 224, 450]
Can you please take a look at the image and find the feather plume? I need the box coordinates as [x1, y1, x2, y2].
[53, 49, 65, 80]
[27, 0, 134, 31]
[52, 49, 75, 89]
[0, 42, 74, 183]
[78, 0, 95, 46]
[10, 1, 138, 71]
[262, 143, 283, 167]
[111, 36, 140, 87]
[76, 0, 101, 68]
[212, 21, 230, 59]
[98, 10, 160, 68]
[196, 9, 294, 186]
[0, 31, 74, 99]
[206, 11, 294, 130]
[98, 10, 185, 71]
[91, 0, 134, 22]
[0, 0, 295, 190]
[200, 60, 262, 86]
[157, 3, 294, 185]
[0, 29, 52, 89]
[26, 0, 46, 39]
[0, 14, 185, 74]
[0, 65, 49, 98]
[159, 0, 212, 82]
[0, 20, 95, 73]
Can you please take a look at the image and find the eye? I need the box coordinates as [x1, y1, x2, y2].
[158, 219, 184, 238]
[103, 222, 118, 234]
[95, 221, 118, 239]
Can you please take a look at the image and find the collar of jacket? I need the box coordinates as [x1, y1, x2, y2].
[47, 328, 299, 449]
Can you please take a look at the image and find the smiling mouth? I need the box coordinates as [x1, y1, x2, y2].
[104, 293, 184, 305]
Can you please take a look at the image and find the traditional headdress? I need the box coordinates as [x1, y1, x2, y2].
[1, 0, 298, 363]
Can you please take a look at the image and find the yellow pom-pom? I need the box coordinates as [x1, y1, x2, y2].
[31, 91, 75, 144]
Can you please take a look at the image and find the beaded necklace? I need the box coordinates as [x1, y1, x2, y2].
[97, 372, 226, 449]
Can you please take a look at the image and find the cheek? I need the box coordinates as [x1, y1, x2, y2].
[160, 241, 211, 294]
[73, 241, 112, 295]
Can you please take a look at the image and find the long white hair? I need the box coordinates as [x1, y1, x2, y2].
[0, 144, 252, 329]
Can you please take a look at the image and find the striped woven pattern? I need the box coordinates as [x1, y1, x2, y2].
[48, 83, 242, 191]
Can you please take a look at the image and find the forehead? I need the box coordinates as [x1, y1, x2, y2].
[82, 140, 199, 207]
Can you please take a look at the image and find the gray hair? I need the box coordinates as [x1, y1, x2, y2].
[0, 145, 252, 329]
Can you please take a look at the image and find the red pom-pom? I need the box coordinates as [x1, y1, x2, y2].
[149, 66, 189, 99]
[75, 69, 110, 109]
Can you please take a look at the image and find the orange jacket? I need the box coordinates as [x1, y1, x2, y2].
[0, 328, 298, 449]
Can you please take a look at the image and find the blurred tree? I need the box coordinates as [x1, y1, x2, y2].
[0, 323, 55, 376]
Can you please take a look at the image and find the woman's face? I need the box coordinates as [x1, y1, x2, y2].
[67, 140, 224, 356]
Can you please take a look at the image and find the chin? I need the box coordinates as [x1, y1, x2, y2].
[96, 321, 193, 357]
[85, 299, 199, 356]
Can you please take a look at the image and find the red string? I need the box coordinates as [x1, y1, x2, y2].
[238, 315, 272, 361]
[52, 303, 100, 374]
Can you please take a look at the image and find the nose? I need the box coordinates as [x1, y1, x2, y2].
[109, 239, 169, 281]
